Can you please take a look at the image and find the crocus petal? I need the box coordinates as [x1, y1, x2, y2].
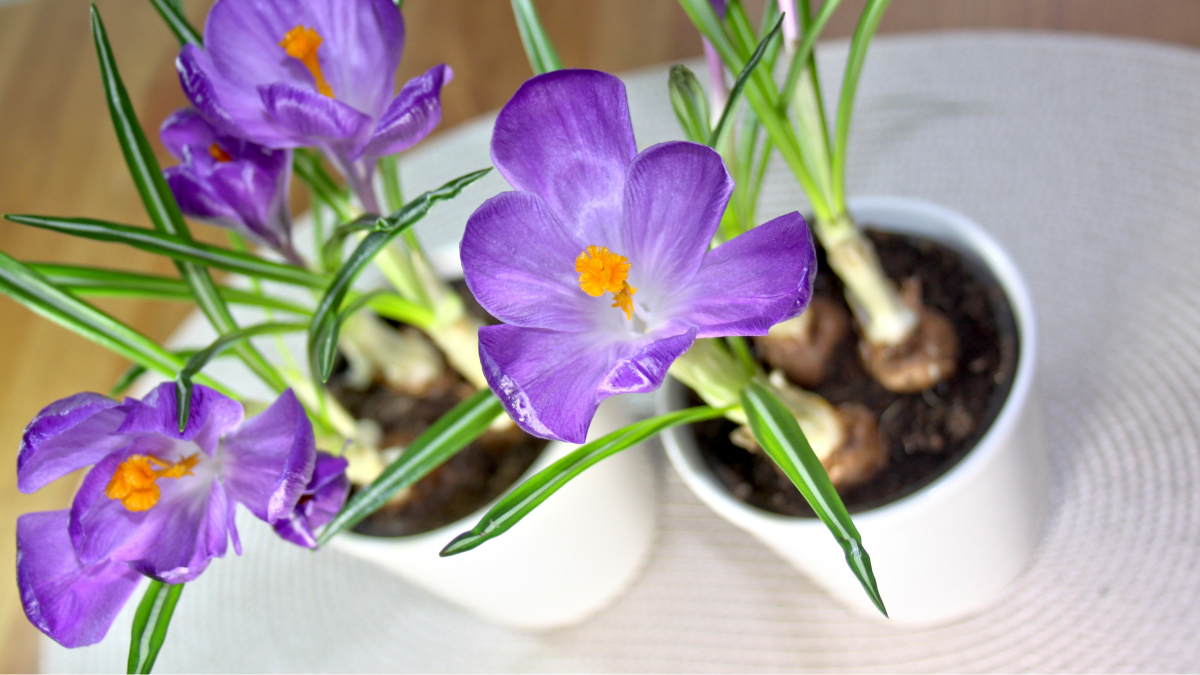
[70, 449, 151, 565]
[260, 82, 373, 145]
[305, 0, 405, 117]
[359, 64, 452, 161]
[160, 107, 219, 162]
[221, 389, 316, 523]
[16, 392, 126, 493]
[17, 510, 142, 649]
[204, 156, 294, 250]
[668, 212, 817, 337]
[620, 141, 733, 299]
[110, 477, 229, 583]
[117, 383, 243, 455]
[272, 452, 349, 549]
[227, 496, 243, 556]
[204, 0, 402, 118]
[479, 324, 697, 443]
[162, 108, 295, 256]
[202, 0, 317, 92]
[491, 70, 636, 245]
[178, 45, 295, 147]
[67, 434, 191, 565]
[462, 191, 601, 332]
[165, 165, 244, 225]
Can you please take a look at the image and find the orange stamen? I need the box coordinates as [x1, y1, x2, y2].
[575, 246, 638, 320]
[105, 453, 200, 512]
[610, 284, 638, 320]
[208, 143, 233, 162]
[279, 26, 334, 98]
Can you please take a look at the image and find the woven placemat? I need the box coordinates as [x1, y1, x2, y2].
[44, 33, 1200, 672]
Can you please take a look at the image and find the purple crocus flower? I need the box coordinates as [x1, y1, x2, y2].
[161, 108, 302, 265]
[271, 451, 350, 548]
[16, 383, 343, 647]
[176, 0, 451, 211]
[461, 70, 816, 443]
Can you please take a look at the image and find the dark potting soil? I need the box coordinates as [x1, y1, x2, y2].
[328, 281, 548, 537]
[691, 229, 1020, 516]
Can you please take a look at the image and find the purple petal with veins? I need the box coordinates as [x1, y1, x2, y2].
[462, 70, 816, 442]
[177, 0, 440, 206]
[272, 452, 350, 548]
[17, 511, 142, 648]
[160, 108, 298, 261]
[14, 384, 335, 647]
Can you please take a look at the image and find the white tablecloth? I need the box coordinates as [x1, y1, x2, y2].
[45, 32, 1200, 672]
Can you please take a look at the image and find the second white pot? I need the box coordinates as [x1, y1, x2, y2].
[658, 196, 1048, 625]
[331, 397, 658, 630]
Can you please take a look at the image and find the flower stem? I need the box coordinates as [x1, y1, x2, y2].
[670, 338, 844, 459]
[816, 213, 917, 345]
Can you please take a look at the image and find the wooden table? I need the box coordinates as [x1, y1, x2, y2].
[2, 0, 1197, 671]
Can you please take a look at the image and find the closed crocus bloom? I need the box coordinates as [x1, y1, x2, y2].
[15, 384, 343, 647]
[176, 0, 451, 210]
[271, 451, 350, 549]
[461, 70, 816, 444]
[161, 108, 301, 265]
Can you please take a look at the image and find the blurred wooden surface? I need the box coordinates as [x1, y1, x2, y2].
[1, 0, 1197, 671]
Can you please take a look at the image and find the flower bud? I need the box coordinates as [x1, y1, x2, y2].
[669, 64, 711, 144]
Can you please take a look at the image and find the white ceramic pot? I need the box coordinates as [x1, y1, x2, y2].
[658, 196, 1047, 625]
[330, 244, 658, 631]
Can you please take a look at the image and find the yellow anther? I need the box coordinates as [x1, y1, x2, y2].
[208, 143, 232, 163]
[105, 453, 200, 512]
[279, 26, 334, 98]
[576, 246, 638, 320]
[576, 246, 630, 296]
[610, 284, 638, 320]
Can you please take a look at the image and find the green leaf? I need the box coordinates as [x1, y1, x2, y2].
[830, 0, 891, 208]
[709, 14, 784, 148]
[510, 0, 563, 75]
[308, 168, 491, 383]
[378, 154, 405, 214]
[111, 364, 149, 397]
[441, 405, 728, 556]
[127, 579, 162, 674]
[111, 349, 198, 397]
[362, 291, 435, 329]
[293, 149, 354, 223]
[6, 216, 326, 289]
[320, 214, 380, 273]
[316, 389, 504, 545]
[139, 583, 183, 674]
[739, 380, 886, 617]
[175, 322, 307, 432]
[676, 0, 831, 221]
[146, 0, 201, 47]
[668, 65, 710, 144]
[91, 6, 287, 395]
[126, 580, 184, 674]
[724, 335, 759, 377]
[30, 263, 313, 314]
[0, 251, 228, 393]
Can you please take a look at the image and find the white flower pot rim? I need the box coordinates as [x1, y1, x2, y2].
[666, 194, 1037, 524]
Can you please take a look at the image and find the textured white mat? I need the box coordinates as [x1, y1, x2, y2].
[44, 33, 1200, 672]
